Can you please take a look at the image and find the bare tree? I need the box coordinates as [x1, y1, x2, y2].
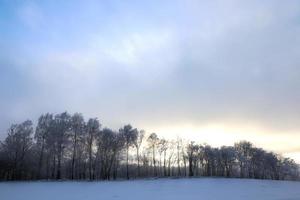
[234, 141, 253, 178]
[52, 112, 71, 179]
[134, 130, 145, 177]
[35, 113, 53, 179]
[147, 133, 159, 176]
[0, 112, 299, 181]
[176, 138, 182, 176]
[220, 146, 236, 177]
[1, 120, 33, 180]
[97, 128, 124, 180]
[86, 118, 100, 180]
[70, 113, 85, 179]
[187, 141, 198, 177]
[120, 124, 138, 179]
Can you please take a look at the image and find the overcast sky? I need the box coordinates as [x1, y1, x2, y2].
[1, 0, 300, 161]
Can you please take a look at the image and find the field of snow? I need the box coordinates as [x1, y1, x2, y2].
[1, 178, 300, 200]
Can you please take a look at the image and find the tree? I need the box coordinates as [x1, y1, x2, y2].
[187, 141, 198, 177]
[167, 140, 175, 176]
[97, 128, 124, 180]
[279, 157, 299, 180]
[52, 112, 71, 179]
[0, 111, 299, 181]
[1, 120, 34, 180]
[157, 138, 168, 176]
[134, 130, 145, 177]
[147, 133, 159, 176]
[35, 113, 53, 179]
[234, 141, 253, 178]
[70, 113, 85, 179]
[176, 138, 183, 176]
[181, 140, 188, 176]
[220, 146, 236, 177]
[86, 118, 100, 180]
[119, 124, 138, 179]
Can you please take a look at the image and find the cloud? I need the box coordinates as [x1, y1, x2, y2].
[0, 0, 300, 163]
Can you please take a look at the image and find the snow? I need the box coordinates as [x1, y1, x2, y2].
[1, 178, 300, 200]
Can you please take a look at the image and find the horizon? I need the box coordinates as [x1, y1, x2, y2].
[1, 0, 300, 163]
[1, 111, 299, 164]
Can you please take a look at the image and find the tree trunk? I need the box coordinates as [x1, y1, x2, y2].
[183, 156, 187, 176]
[152, 145, 156, 176]
[137, 148, 140, 177]
[177, 148, 181, 176]
[88, 137, 93, 180]
[37, 137, 45, 179]
[189, 157, 193, 176]
[163, 151, 166, 176]
[126, 145, 129, 179]
[71, 132, 77, 180]
[56, 147, 62, 179]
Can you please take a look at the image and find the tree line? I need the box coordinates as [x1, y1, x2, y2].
[0, 112, 299, 181]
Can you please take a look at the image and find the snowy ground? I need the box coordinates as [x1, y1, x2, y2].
[1, 178, 300, 200]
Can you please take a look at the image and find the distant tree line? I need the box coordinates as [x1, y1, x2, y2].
[0, 112, 299, 181]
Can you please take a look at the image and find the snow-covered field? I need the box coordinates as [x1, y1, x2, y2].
[1, 178, 300, 200]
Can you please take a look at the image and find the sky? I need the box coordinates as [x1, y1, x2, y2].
[0, 0, 300, 161]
